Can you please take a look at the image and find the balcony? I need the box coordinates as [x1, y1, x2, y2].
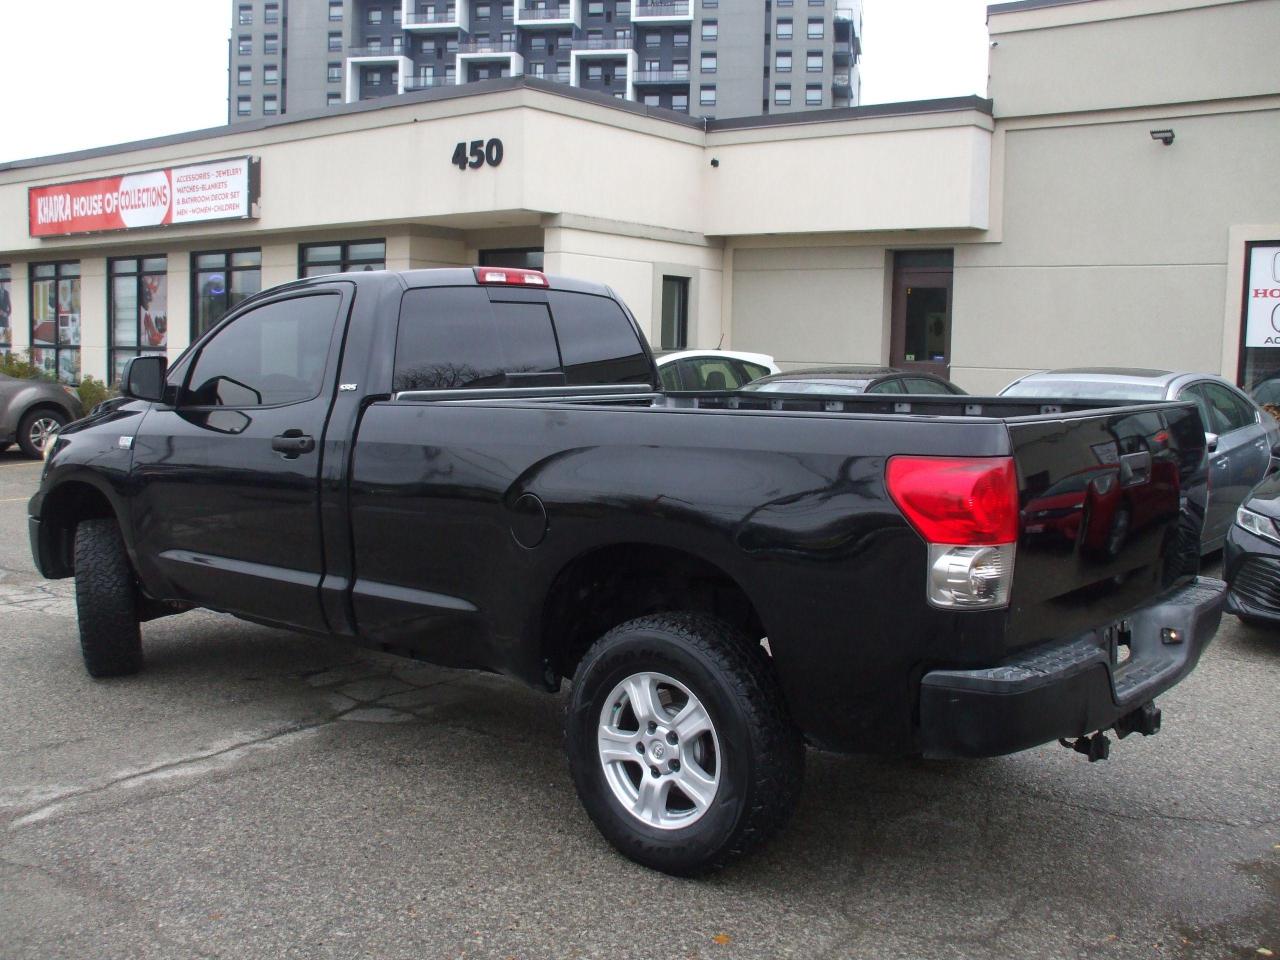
[570, 36, 634, 51]
[832, 73, 853, 97]
[402, 0, 468, 31]
[346, 45, 404, 57]
[514, 0, 578, 27]
[459, 38, 519, 53]
[631, 0, 691, 23]
[455, 49, 525, 81]
[632, 69, 689, 85]
[832, 38, 858, 66]
[344, 53, 413, 101]
[403, 74, 455, 89]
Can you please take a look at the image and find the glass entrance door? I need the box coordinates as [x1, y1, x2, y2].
[890, 250, 953, 378]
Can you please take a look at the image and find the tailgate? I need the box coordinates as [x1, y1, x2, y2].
[1003, 400, 1207, 648]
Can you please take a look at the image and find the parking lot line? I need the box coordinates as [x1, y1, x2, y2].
[0, 497, 29, 503]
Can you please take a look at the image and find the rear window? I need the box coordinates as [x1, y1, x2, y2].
[547, 291, 651, 386]
[393, 288, 560, 391]
[1001, 378, 1166, 401]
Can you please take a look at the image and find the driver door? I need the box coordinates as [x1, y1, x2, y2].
[129, 285, 350, 632]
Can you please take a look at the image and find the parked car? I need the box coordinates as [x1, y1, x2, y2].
[0, 373, 83, 458]
[742, 366, 966, 396]
[1225, 473, 1280, 627]
[30, 268, 1224, 875]
[655, 349, 779, 391]
[1001, 368, 1280, 552]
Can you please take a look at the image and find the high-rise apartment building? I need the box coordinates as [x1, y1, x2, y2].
[229, 0, 860, 121]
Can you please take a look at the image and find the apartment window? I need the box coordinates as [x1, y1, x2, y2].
[367, 37, 383, 50]
[108, 257, 168, 385]
[368, 68, 383, 85]
[776, 18, 792, 39]
[702, 0, 717, 6]
[237, 95, 252, 115]
[699, 84, 715, 106]
[327, 92, 342, 105]
[673, 58, 688, 74]
[476, 2, 491, 15]
[393, 6, 402, 22]
[529, 61, 545, 76]
[264, 3, 279, 23]
[264, 64, 279, 84]
[672, 92, 688, 112]
[238, 66, 252, 85]
[617, 0, 630, 16]
[644, 32, 660, 47]
[701, 19, 717, 40]
[392, 36, 403, 51]
[264, 33, 279, 54]
[368, 7, 383, 23]
[777, 0, 792, 5]
[774, 83, 791, 105]
[192, 250, 262, 339]
[807, 16, 823, 38]
[328, 31, 343, 50]
[446, 38, 458, 52]
[238, 35, 252, 55]
[588, 64, 603, 81]
[700, 53, 716, 73]
[644, 57, 660, 71]
[263, 94, 279, 114]
[531, 34, 547, 51]
[300, 240, 386, 277]
[329, 1, 343, 19]
[0, 266, 11, 354]
[805, 83, 822, 105]
[29, 262, 80, 384]
[674, 30, 689, 46]
[808, 0, 824, 5]
[587, 28, 603, 40]
[503, 2, 514, 18]
[615, 27, 631, 41]
[643, 94, 659, 106]
[328, 62, 342, 82]
[660, 276, 689, 350]
[806, 50, 822, 71]
[238, 4, 252, 25]
[775, 51, 791, 72]
[446, 66, 457, 82]
[588, 0, 604, 14]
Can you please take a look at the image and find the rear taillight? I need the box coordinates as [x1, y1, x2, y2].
[473, 266, 549, 287]
[885, 456, 1019, 609]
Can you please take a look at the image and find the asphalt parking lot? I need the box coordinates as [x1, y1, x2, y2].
[0, 450, 1276, 960]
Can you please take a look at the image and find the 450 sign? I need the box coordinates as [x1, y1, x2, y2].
[451, 138, 504, 170]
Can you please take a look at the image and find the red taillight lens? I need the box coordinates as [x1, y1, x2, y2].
[885, 456, 1019, 545]
[473, 266, 549, 287]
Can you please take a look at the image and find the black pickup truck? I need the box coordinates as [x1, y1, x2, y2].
[30, 267, 1225, 874]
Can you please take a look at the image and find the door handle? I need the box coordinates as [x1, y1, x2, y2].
[272, 431, 315, 458]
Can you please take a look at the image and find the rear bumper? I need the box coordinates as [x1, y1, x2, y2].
[918, 576, 1225, 758]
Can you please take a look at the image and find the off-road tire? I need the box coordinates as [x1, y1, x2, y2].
[565, 612, 803, 876]
[73, 519, 143, 677]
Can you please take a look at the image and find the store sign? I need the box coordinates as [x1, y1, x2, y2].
[28, 156, 259, 238]
[1244, 244, 1280, 347]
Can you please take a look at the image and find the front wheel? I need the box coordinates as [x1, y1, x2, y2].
[73, 519, 143, 677]
[18, 407, 68, 459]
[565, 613, 803, 875]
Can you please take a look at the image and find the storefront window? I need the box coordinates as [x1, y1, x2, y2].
[1239, 241, 1280, 397]
[109, 257, 169, 385]
[192, 249, 262, 340]
[299, 240, 386, 277]
[30, 261, 81, 384]
[0, 265, 11, 355]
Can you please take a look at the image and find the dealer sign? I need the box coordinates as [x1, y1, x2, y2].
[29, 156, 259, 238]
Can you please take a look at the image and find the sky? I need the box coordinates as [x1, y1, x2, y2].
[0, 0, 991, 164]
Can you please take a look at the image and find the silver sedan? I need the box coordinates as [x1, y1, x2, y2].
[1001, 367, 1280, 552]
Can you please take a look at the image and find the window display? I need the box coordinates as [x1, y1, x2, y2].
[109, 257, 168, 384]
[30, 261, 80, 384]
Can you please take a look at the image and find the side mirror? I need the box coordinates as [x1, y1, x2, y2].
[121, 355, 167, 403]
[1205, 432, 1219, 455]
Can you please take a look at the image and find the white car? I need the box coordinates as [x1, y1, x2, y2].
[655, 350, 780, 391]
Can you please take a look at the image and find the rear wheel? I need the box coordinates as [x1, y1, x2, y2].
[73, 519, 143, 677]
[17, 407, 68, 459]
[565, 612, 803, 875]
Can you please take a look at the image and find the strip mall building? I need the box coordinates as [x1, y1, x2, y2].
[1, 0, 1278, 393]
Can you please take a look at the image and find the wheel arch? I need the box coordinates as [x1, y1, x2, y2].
[35, 476, 124, 579]
[539, 541, 770, 685]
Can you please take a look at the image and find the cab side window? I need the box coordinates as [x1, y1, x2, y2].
[184, 294, 340, 407]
